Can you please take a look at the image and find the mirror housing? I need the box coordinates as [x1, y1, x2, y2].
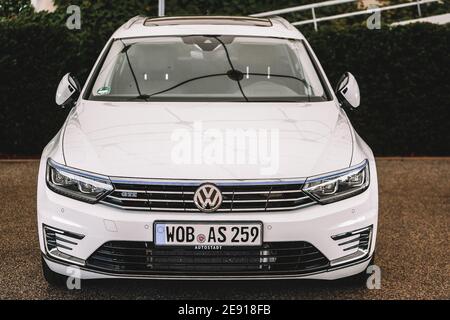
[55, 73, 80, 107]
[335, 72, 360, 109]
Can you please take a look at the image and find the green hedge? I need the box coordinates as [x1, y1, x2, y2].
[0, 21, 82, 155]
[306, 24, 450, 156]
[0, 19, 449, 156]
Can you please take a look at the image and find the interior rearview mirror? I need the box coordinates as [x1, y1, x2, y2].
[335, 72, 360, 109]
[55, 73, 80, 107]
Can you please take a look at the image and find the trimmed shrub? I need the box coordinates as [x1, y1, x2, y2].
[306, 24, 450, 156]
[0, 21, 80, 154]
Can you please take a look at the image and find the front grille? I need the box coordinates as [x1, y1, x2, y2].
[101, 181, 316, 212]
[86, 241, 330, 276]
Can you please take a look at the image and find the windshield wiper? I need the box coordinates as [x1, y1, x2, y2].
[120, 41, 148, 100]
[213, 36, 249, 102]
[128, 94, 151, 101]
[244, 73, 309, 85]
[144, 36, 250, 101]
[146, 73, 228, 98]
[211, 35, 312, 102]
[137, 72, 311, 102]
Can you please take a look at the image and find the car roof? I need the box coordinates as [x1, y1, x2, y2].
[112, 16, 304, 40]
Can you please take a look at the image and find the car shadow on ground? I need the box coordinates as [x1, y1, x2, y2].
[48, 276, 369, 299]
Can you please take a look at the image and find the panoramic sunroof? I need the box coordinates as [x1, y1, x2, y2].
[144, 16, 273, 27]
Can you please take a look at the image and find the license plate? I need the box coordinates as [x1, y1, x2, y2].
[154, 222, 262, 247]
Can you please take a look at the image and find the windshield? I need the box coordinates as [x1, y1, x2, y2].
[88, 36, 330, 102]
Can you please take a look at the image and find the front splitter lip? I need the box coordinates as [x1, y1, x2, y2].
[42, 251, 373, 280]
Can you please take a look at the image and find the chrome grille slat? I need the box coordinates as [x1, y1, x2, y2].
[101, 180, 316, 212]
[148, 199, 194, 203]
[151, 207, 198, 212]
[222, 189, 301, 195]
[114, 189, 147, 193]
[269, 196, 310, 202]
[107, 195, 149, 202]
[55, 235, 78, 245]
[148, 191, 195, 195]
[100, 201, 150, 211]
[223, 199, 268, 203]
[223, 196, 309, 203]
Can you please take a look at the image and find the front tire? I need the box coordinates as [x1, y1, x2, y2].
[41, 257, 68, 287]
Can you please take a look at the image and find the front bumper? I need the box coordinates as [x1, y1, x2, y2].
[42, 252, 374, 280]
[38, 165, 378, 280]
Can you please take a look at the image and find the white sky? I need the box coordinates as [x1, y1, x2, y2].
[31, 0, 56, 12]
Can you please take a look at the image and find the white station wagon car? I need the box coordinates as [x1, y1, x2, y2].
[38, 16, 378, 285]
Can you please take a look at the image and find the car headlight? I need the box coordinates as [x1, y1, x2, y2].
[46, 159, 113, 203]
[303, 160, 370, 204]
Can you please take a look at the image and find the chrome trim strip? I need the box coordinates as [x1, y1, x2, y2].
[222, 196, 309, 203]
[113, 189, 195, 195]
[55, 235, 78, 245]
[217, 202, 314, 212]
[149, 199, 194, 203]
[114, 189, 302, 195]
[106, 195, 149, 202]
[331, 225, 373, 240]
[305, 159, 368, 183]
[100, 200, 315, 212]
[47, 158, 111, 182]
[268, 196, 310, 202]
[149, 191, 195, 195]
[152, 207, 198, 212]
[43, 224, 85, 240]
[222, 189, 302, 195]
[223, 199, 267, 203]
[114, 189, 147, 193]
[338, 235, 363, 246]
[99, 201, 150, 211]
[109, 176, 307, 186]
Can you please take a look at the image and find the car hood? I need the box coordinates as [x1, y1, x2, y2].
[62, 101, 353, 180]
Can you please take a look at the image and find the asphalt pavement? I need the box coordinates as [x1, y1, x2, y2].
[0, 159, 448, 299]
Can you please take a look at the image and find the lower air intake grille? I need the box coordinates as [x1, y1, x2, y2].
[86, 241, 330, 276]
[43, 224, 86, 265]
[44, 224, 84, 252]
[330, 225, 373, 266]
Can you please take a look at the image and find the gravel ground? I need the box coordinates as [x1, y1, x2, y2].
[0, 159, 448, 300]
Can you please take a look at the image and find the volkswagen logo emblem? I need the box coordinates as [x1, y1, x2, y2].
[193, 183, 223, 213]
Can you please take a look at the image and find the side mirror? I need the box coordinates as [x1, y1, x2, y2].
[55, 73, 80, 107]
[335, 72, 360, 109]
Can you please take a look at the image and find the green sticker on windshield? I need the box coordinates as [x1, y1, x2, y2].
[97, 86, 111, 95]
